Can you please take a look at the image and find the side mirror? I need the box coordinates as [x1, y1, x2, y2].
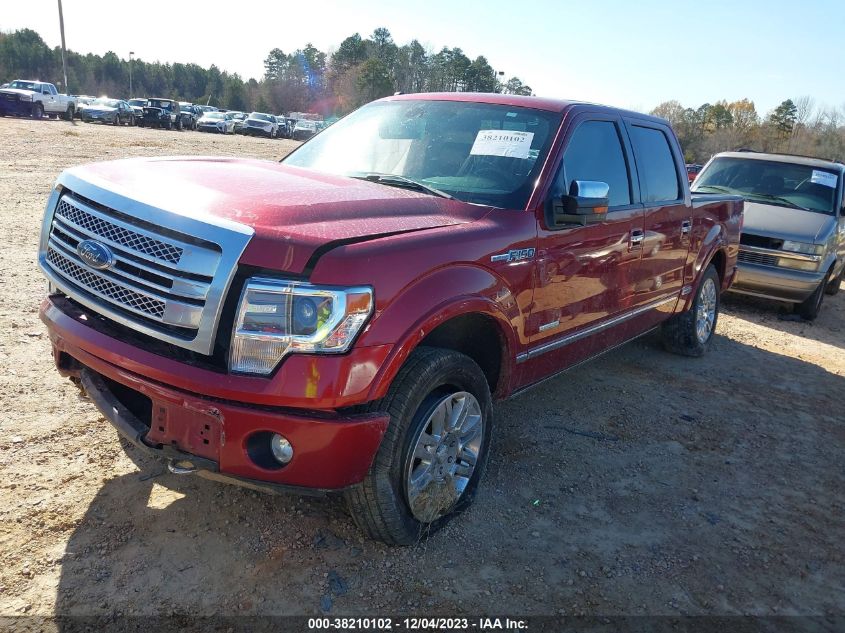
[547, 180, 610, 228]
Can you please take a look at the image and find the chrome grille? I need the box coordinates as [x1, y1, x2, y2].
[40, 182, 253, 354]
[738, 249, 778, 267]
[55, 198, 183, 264]
[46, 248, 166, 318]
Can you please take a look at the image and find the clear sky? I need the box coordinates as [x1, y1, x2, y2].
[2, 0, 843, 116]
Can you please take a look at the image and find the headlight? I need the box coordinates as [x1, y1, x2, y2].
[20, 94, 33, 102]
[777, 258, 820, 272]
[781, 240, 823, 255]
[229, 278, 374, 375]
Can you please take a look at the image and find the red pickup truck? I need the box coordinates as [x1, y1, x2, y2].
[38, 93, 743, 544]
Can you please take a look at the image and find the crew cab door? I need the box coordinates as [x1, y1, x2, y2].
[624, 119, 692, 307]
[523, 116, 645, 379]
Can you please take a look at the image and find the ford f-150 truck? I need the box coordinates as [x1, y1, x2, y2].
[38, 93, 743, 544]
[0, 80, 77, 119]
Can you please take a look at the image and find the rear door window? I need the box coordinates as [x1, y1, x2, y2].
[630, 125, 681, 203]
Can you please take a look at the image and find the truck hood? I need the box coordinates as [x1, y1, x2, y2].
[0, 88, 35, 98]
[63, 157, 491, 273]
[742, 201, 834, 243]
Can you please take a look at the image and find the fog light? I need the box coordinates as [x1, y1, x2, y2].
[270, 434, 293, 464]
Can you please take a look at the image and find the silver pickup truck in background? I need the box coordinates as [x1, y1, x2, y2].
[692, 151, 845, 319]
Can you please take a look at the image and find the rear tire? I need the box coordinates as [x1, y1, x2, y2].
[64, 105, 74, 121]
[344, 347, 493, 545]
[796, 271, 830, 320]
[661, 265, 720, 357]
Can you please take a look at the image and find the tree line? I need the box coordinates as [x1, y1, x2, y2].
[0, 27, 533, 116]
[651, 97, 845, 163]
[4, 27, 843, 163]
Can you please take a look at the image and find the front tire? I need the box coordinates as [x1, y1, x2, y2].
[661, 265, 720, 357]
[796, 271, 830, 320]
[32, 102, 44, 119]
[344, 347, 493, 545]
[824, 264, 843, 296]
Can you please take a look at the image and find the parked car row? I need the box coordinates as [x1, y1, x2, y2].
[0, 80, 328, 140]
[193, 110, 323, 139]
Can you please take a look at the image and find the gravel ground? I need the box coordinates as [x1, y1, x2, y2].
[0, 116, 843, 624]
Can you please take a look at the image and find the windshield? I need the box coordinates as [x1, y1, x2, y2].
[147, 99, 172, 109]
[128, 99, 145, 107]
[296, 121, 316, 130]
[92, 98, 119, 107]
[693, 157, 840, 215]
[8, 80, 38, 90]
[250, 113, 273, 122]
[283, 100, 561, 208]
[204, 112, 224, 120]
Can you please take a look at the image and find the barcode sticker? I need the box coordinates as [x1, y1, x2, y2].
[470, 130, 534, 159]
[810, 170, 837, 188]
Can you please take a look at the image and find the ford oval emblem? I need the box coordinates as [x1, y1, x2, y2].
[77, 239, 114, 270]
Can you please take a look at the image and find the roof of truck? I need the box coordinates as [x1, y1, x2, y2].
[381, 92, 666, 123]
[715, 151, 845, 172]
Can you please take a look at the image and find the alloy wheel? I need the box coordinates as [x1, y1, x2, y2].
[695, 277, 717, 344]
[405, 391, 484, 523]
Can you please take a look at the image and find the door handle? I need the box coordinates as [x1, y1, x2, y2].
[681, 220, 692, 234]
[630, 230, 644, 248]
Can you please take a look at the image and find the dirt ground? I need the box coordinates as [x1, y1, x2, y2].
[0, 116, 843, 624]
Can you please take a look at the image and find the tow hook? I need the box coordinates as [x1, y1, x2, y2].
[167, 459, 198, 475]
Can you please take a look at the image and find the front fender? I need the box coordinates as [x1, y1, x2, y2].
[358, 264, 523, 401]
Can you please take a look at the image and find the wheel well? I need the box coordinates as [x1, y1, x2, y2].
[709, 249, 726, 283]
[419, 314, 506, 397]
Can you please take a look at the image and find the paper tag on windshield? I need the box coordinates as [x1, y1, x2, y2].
[470, 130, 534, 159]
[810, 170, 837, 188]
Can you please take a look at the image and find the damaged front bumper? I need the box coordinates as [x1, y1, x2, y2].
[41, 297, 390, 494]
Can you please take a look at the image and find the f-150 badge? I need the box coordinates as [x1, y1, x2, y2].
[491, 248, 536, 263]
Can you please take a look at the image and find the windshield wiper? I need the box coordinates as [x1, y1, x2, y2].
[352, 173, 454, 199]
[746, 194, 811, 211]
[694, 184, 732, 193]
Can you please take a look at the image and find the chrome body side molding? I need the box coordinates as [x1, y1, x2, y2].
[516, 294, 678, 363]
